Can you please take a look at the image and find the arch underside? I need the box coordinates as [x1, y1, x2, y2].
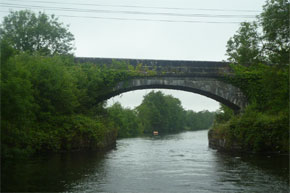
[103, 84, 240, 111]
[99, 77, 247, 112]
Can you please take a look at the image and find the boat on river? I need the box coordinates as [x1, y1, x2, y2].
[153, 131, 158, 135]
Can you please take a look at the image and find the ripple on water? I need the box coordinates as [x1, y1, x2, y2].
[71, 131, 289, 193]
[2, 130, 288, 193]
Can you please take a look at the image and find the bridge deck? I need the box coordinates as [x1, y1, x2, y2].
[75, 57, 232, 78]
[75, 57, 228, 67]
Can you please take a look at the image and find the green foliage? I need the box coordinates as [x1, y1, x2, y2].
[137, 91, 185, 134]
[214, 68, 289, 153]
[1, 36, 156, 158]
[221, 63, 289, 153]
[1, 55, 37, 129]
[226, 22, 262, 66]
[260, 0, 289, 66]
[185, 110, 215, 131]
[1, 47, 216, 157]
[227, 62, 288, 113]
[0, 10, 130, 158]
[107, 103, 141, 138]
[226, 0, 289, 66]
[214, 104, 234, 124]
[107, 91, 215, 137]
[27, 55, 78, 115]
[213, 106, 289, 153]
[0, 10, 75, 55]
[0, 52, 121, 158]
[0, 39, 16, 64]
[213, 0, 289, 154]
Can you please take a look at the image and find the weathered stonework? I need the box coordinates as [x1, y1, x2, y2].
[208, 129, 243, 152]
[109, 77, 247, 112]
[75, 57, 248, 112]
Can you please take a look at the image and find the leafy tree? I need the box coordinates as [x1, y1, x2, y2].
[0, 10, 75, 55]
[0, 39, 16, 64]
[27, 56, 79, 116]
[136, 91, 185, 133]
[214, 104, 234, 124]
[1, 55, 37, 128]
[260, 0, 289, 66]
[226, 0, 289, 66]
[186, 110, 215, 130]
[107, 103, 141, 138]
[164, 95, 185, 131]
[226, 22, 262, 66]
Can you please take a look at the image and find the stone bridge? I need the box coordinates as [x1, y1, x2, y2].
[75, 57, 248, 112]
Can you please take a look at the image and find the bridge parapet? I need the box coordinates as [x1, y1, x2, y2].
[75, 57, 233, 78]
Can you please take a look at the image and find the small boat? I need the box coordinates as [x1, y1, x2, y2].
[153, 131, 158, 135]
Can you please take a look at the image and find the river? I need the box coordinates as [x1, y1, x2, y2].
[2, 130, 289, 192]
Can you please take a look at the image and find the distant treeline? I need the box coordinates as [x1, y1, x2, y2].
[108, 91, 215, 138]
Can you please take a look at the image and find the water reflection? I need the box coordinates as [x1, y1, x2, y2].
[2, 130, 289, 193]
[212, 152, 289, 192]
[2, 152, 107, 192]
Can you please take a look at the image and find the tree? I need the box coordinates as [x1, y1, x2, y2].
[226, 22, 262, 66]
[107, 103, 141, 138]
[137, 91, 166, 133]
[214, 104, 234, 124]
[0, 10, 75, 55]
[136, 91, 185, 133]
[185, 110, 215, 130]
[260, 0, 289, 66]
[226, 0, 289, 67]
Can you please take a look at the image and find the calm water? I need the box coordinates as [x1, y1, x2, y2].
[2, 130, 289, 192]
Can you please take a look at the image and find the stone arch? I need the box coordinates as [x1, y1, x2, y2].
[98, 76, 248, 112]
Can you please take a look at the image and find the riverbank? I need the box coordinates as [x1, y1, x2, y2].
[208, 119, 289, 155]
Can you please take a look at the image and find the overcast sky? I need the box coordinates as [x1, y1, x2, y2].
[0, 0, 265, 111]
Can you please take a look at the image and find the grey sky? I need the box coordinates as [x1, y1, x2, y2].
[0, 0, 265, 111]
